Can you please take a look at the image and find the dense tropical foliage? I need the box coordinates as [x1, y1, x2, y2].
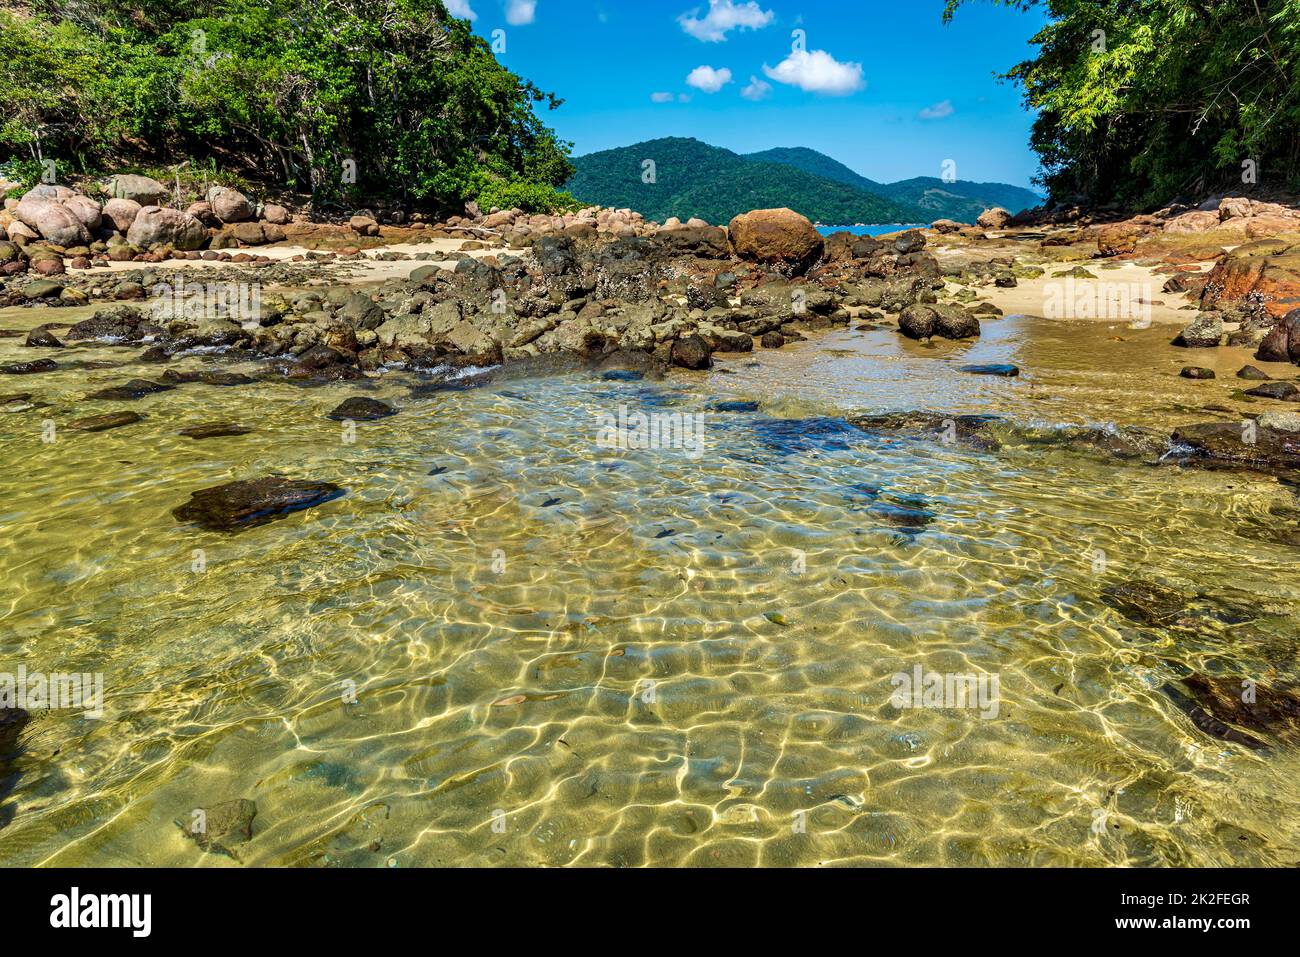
[0, 0, 576, 212]
[945, 0, 1300, 208]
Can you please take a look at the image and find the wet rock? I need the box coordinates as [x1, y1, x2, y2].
[24, 328, 63, 348]
[66, 306, 151, 342]
[869, 501, 936, 534]
[326, 397, 398, 421]
[160, 370, 254, 386]
[933, 305, 980, 340]
[86, 378, 174, 401]
[1173, 313, 1224, 348]
[961, 363, 1019, 377]
[1236, 365, 1270, 380]
[760, 332, 785, 349]
[1100, 580, 1190, 628]
[1244, 381, 1299, 401]
[670, 335, 713, 371]
[1258, 410, 1300, 432]
[1172, 422, 1300, 471]
[1174, 675, 1300, 748]
[1, 359, 58, 375]
[179, 423, 254, 440]
[898, 304, 936, 340]
[1162, 682, 1267, 751]
[1180, 366, 1216, 380]
[178, 798, 258, 858]
[172, 477, 346, 532]
[70, 411, 144, 432]
[139, 346, 171, 363]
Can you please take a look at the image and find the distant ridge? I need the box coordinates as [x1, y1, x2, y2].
[568, 137, 1043, 225]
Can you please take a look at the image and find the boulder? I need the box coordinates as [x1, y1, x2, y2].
[898, 304, 936, 340]
[349, 215, 380, 237]
[105, 174, 169, 206]
[1254, 309, 1300, 364]
[1173, 313, 1224, 348]
[102, 198, 142, 233]
[670, 335, 713, 370]
[727, 208, 824, 274]
[930, 219, 965, 234]
[262, 204, 291, 225]
[1202, 246, 1300, 319]
[206, 186, 254, 223]
[327, 397, 398, 421]
[127, 207, 209, 250]
[172, 478, 346, 532]
[14, 197, 91, 246]
[976, 207, 1012, 229]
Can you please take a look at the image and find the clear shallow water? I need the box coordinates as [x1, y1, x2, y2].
[2, 309, 1299, 867]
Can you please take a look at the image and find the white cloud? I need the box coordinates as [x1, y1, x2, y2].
[762, 49, 864, 95]
[918, 100, 955, 120]
[651, 92, 675, 103]
[679, 0, 774, 42]
[445, 0, 477, 19]
[741, 76, 772, 101]
[686, 65, 733, 94]
[505, 0, 535, 25]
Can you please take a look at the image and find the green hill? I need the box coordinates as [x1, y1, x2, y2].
[748, 148, 1042, 221]
[872, 177, 1043, 222]
[565, 138, 923, 226]
[568, 138, 1043, 225]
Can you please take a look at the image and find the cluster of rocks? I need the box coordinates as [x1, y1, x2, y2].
[8, 208, 980, 380]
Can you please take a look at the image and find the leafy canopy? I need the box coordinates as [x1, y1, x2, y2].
[944, 0, 1300, 207]
[0, 0, 577, 212]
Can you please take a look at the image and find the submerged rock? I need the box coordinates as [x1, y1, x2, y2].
[1162, 682, 1267, 751]
[1, 359, 58, 375]
[70, 411, 144, 432]
[178, 798, 258, 858]
[1171, 422, 1300, 472]
[172, 477, 346, 532]
[961, 364, 1019, 377]
[24, 327, 64, 349]
[1100, 580, 1191, 628]
[1236, 365, 1271, 380]
[179, 423, 254, 440]
[86, 378, 174, 401]
[1180, 366, 1216, 380]
[326, 397, 398, 421]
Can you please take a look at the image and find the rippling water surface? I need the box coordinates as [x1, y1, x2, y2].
[2, 308, 1299, 866]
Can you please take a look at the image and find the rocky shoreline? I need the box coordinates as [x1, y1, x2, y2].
[5, 174, 1300, 484]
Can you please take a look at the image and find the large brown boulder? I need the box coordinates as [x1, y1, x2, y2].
[1164, 210, 1221, 234]
[728, 208, 824, 273]
[1201, 242, 1300, 318]
[102, 198, 142, 233]
[127, 206, 209, 250]
[206, 186, 254, 224]
[976, 207, 1012, 229]
[14, 197, 91, 246]
[1256, 309, 1300, 364]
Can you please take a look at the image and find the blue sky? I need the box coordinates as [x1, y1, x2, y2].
[449, 0, 1050, 189]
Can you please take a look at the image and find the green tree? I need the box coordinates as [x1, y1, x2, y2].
[945, 0, 1300, 208]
